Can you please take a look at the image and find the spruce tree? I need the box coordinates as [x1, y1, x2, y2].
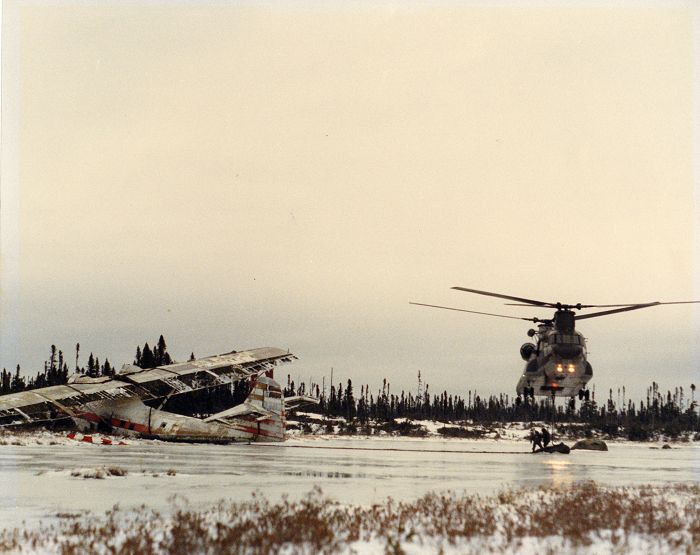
[57, 350, 64, 384]
[140, 343, 155, 369]
[11, 365, 24, 392]
[156, 335, 167, 366]
[0, 369, 9, 394]
[49, 345, 57, 384]
[345, 379, 355, 419]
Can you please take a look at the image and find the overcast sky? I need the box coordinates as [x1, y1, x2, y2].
[2, 1, 699, 402]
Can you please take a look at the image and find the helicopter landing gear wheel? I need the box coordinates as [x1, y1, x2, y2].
[568, 398, 575, 411]
[516, 395, 522, 406]
[585, 389, 590, 401]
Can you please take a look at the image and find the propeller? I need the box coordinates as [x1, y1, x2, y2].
[452, 286, 700, 312]
[504, 302, 649, 308]
[413, 288, 700, 327]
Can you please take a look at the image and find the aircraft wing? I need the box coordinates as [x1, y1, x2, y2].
[203, 401, 275, 423]
[117, 347, 295, 399]
[0, 380, 139, 427]
[0, 347, 295, 428]
[284, 395, 320, 410]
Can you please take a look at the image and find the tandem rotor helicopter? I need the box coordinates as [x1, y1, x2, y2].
[411, 287, 699, 407]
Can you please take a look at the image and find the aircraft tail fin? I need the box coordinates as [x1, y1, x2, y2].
[203, 376, 285, 441]
[246, 375, 284, 414]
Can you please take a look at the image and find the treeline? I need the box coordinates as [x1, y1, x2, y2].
[2, 339, 698, 439]
[0, 336, 174, 395]
[284, 375, 699, 440]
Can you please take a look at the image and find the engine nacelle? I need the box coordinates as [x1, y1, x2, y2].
[520, 342, 536, 361]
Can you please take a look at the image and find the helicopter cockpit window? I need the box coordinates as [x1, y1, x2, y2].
[552, 334, 580, 345]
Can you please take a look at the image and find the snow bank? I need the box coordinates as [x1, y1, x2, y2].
[0, 430, 133, 446]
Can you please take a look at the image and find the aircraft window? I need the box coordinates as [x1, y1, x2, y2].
[554, 334, 579, 344]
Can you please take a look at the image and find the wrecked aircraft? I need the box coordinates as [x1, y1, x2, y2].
[0, 347, 317, 443]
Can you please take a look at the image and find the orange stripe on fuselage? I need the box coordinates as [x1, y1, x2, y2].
[77, 412, 103, 423]
[109, 417, 148, 433]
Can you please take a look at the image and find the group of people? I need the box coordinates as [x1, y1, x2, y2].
[530, 427, 551, 452]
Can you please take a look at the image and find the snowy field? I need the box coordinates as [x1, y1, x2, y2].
[0, 430, 697, 534]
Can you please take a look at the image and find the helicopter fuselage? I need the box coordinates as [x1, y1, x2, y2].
[412, 286, 699, 400]
[516, 328, 593, 398]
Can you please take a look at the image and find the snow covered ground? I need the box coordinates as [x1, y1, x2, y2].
[287, 413, 697, 443]
[0, 428, 698, 532]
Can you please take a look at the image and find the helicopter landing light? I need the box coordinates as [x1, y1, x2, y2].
[556, 364, 563, 373]
[567, 364, 575, 373]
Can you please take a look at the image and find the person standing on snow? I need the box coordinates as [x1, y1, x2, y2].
[530, 430, 543, 452]
[541, 427, 551, 448]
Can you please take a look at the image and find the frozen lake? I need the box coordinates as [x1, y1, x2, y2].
[0, 436, 698, 529]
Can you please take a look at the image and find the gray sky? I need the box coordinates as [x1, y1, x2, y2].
[2, 1, 699, 401]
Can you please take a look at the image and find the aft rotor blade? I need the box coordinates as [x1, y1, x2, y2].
[451, 287, 555, 307]
[410, 302, 538, 322]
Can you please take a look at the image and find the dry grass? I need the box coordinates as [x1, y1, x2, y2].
[0, 482, 697, 554]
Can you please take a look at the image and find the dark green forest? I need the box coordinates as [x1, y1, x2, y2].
[284, 374, 698, 440]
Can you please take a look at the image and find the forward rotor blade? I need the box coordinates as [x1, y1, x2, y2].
[451, 287, 555, 307]
[410, 302, 538, 322]
[575, 303, 661, 320]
